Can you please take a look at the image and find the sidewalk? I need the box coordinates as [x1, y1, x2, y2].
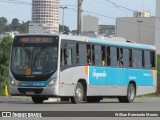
[0, 96, 60, 103]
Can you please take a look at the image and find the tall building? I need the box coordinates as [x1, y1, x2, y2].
[82, 15, 99, 33]
[156, 0, 160, 18]
[155, 0, 160, 54]
[31, 0, 59, 32]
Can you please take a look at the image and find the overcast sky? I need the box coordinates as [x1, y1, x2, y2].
[0, 0, 156, 30]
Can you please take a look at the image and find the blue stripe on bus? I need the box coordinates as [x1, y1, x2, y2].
[89, 66, 154, 86]
[88, 40, 154, 50]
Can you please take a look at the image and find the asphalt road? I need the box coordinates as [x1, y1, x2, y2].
[0, 97, 160, 111]
[0, 97, 160, 120]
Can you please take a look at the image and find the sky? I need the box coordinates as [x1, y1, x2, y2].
[0, 0, 156, 30]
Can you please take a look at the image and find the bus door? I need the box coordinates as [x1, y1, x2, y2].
[60, 40, 76, 84]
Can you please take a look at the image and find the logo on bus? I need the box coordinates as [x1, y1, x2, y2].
[92, 69, 107, 79]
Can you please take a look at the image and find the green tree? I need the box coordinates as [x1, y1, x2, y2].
[19, 21, 29, 33]
[157, 55, 160, 94]
[59, 24, 70, 34]
[11, 18, 20, 31]
[0, 36, 12, 95]
[0, 17, 8, 33]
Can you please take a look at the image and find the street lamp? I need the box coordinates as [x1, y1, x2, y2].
[137, 20, 143, 43]
[60, 6, 68, 33]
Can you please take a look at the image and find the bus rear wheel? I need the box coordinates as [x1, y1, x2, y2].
[118, 84, 135, 103]
[70, 82, 84, 104]
[32, 96, 45, 104]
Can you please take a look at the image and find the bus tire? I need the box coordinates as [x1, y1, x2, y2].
[87, 97, 102, 103]
[126, 84, 136, 103]
[118, 84, 135, 103]
[70, 82, 84, 104]
[32, 96, 45, 104]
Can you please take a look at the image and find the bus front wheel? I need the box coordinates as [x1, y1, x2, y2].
[70, 82, 84, 104]
[118, 84, 135, 103]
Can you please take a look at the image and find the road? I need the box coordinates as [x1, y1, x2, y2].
[0, 97, 160, 111]
[0, 97, 160, 120]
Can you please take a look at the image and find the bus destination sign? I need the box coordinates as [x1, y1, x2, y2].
[19, 37, 50, 43]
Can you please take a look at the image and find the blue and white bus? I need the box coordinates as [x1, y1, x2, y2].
[9, 33, 157, 104]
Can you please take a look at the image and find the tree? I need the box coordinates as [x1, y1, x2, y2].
[0, 17, 7, 25]
[0, 36, 12, 95]
[19, 21, 29, 33]
[0, 17, 8, 33]
[59, 24, 70, 34]
[11, 18, 20, 31]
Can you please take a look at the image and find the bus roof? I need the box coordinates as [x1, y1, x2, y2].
[15, 33, 156, 50]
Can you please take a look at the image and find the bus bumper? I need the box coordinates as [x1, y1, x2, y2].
[9, 84, 59, 96]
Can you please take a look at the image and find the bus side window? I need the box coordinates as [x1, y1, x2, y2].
[111, 47, 117, 67]
[94, 45, 101, 66]
[78, 43, 87, 65]
[129, 49, 133, 68]
[145, 50, 150, 69]
[101, 46, 106, 66]
[142, 50, 145, 68]
[64, 48, 72, 65]
[76, 43, 79, 64]
[150, 51, 156, 69]
[92, 45, 95, 65]
[107, 47, 111, 66]
[60, 48, 64, 66]
[117, 48, 123, 67]
[87, 44, 92, 65]
[123, 48, 129, 68]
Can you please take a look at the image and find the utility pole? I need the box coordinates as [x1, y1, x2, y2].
[77, 0, 83, 35]
[60, 6, 67, 33]
[137, 20, 143, 43]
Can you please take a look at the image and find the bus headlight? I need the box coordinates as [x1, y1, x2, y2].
[10, 80, 18, 86]
[10, 77, 20, 86]
[48, 79, 56, 86]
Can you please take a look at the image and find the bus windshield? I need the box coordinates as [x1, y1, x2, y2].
[11, 45, 58, 76]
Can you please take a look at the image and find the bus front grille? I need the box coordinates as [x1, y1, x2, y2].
[17, 88, 44, 95]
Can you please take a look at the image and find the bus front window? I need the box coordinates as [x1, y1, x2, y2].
[11, 46, 58, 76]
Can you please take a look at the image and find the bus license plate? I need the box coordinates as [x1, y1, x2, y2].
[26, 91, 35, 95]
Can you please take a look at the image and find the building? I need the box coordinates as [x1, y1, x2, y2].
[99, 25, 115, 37]
[156, 0, 160, 18]
[29, 23, 50, 33]
[156, 0, 160, 54]
[82, 15, 99, 33]
[133, 11, 152, 17]
[31, 0, 59, 33]
[116, 11, 160, 54]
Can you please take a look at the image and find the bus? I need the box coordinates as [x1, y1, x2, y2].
[9, 33, 157, 104]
